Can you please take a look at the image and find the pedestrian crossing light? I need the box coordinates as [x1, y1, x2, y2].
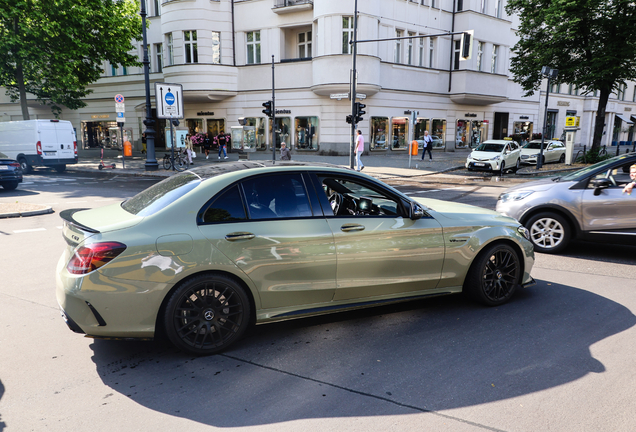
[460, 30, 474, 61]
[346, 114, 354, 124]
[355, 102, 366, 123]
[262, 101, 272, 117]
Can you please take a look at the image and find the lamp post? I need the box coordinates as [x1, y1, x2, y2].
[538, 66, 558, 170]
[141, 0, 158, 171]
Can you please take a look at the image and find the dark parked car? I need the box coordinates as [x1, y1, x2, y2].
[0, 151, 23, 191]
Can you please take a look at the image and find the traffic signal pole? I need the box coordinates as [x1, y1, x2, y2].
[349, 0, 359, 170]
[272, 55, 276, 163]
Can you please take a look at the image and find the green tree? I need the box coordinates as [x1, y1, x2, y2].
[506, 0, 636, 150]
[0, 0, 142, 119]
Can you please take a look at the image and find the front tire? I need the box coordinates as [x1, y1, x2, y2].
[514, 158, 521, 172]
[164, 274, 251, 355]
[499, 161, 506, 175]
[526, 212, 571, 254]
[163, 156, 171, 170]
[465, 243, 521, 306]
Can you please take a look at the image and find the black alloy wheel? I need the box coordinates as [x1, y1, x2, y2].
[18, 158, 32, 174]
[164, 274, 251, 355]
[465, 243, 521, 306]
[559, 154, 566, 163]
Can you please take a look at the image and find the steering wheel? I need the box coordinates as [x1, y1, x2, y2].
[328, 192, 343, 215]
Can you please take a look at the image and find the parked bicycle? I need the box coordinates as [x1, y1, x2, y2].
[163, 149, 188, 171]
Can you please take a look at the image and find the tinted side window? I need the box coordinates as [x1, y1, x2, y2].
[241, 173, 313, 220]
[202, 185, 247, 223]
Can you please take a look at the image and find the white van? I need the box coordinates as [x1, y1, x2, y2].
[0, 120, 78, 173]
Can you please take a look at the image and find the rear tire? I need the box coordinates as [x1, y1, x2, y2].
[465, 243, 521, 306]
[2, 181, 19, 191]
[18, 158, 32, 174]
[55, 164, 66, 173]
[559, 154, 565, 163]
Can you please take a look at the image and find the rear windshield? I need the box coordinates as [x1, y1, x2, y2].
[121, 172, 201, 216]
[523, 142, 544, 149]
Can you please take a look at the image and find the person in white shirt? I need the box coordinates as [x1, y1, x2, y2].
[356, 130, 365, 171]
[421, 130, 433, 160]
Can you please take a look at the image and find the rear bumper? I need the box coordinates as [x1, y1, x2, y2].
[25, 155, 78, 167]
[0, 172, 23, 183]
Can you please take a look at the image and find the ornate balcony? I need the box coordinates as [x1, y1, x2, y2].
[272, 0, 313, 14]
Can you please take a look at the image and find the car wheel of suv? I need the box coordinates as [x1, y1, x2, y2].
[2, 181, 19, 190]
[18, 158, 32, 174]
[465, 243, 520, 306]
[164, 274, 251, 355]
[526, 212, 571, 254]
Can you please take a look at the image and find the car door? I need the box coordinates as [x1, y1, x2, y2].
[313, 173, 445, 302]
[197, 172, 337, 310]
[503, 143, 516, 167]
[580, 164, 636, 232]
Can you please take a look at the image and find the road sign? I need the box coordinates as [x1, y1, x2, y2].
[116, 112, 125, 123]
[155, 82, 184, 119]
[115, 103, 125, 112]
[114, 94, 125, 103]
[330, 92, 367, 100]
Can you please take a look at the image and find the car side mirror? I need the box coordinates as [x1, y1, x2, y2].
[409, 201, 424, 220]
[591, 178, 611, 196]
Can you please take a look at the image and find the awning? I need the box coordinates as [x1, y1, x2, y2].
[615, 113, 633, 125]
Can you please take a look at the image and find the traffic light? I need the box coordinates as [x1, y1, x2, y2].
[346, 114, 353, 124]
[262, 101, 272, 117]
[354, 102, 366, 123]
[460, 30, 474, 61]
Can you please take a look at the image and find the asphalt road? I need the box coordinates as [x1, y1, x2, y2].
[1, 170, 635, 432]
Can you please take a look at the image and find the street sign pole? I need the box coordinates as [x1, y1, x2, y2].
[119, 122, 125, 169]
[272, 55, 276, 163]
[115, 95, 126, 169]
[349, 0, 359, 170]
[170, 116, 175, 170]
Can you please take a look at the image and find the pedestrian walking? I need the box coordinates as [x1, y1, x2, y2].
[218, 134, 228, 159]
[356, 130, 365, 171]
[203, 133, 211, 159]
[421, 130, 433, 161]
[280, 142, 291, 160]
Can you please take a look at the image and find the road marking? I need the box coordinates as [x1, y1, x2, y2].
[66, 201, 88, 204]
[13, 228, 47, 233]
[95, 199, 116, 202]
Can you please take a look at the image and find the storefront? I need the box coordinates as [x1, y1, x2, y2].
[391, 117, 409, 150]
[294, 116, 319, 151]
[269, 117, 291, 149]
[370, 117, 389, 151]
[81, 119, 119, 149]
[512, 120, 533, 145]
[456, 119, 488, 149]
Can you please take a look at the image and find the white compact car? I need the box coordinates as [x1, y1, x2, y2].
[466, 139, 521, 173]
[520, 140, 566, 165]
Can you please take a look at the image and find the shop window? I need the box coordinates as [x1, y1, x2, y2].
[184, 30, 198, 64]
[513, 121, 533, 145]
[370, 117, 389, 151]
[342, 17, 353, 54]
[81, 121, 119, 149]
[469, 121, 487, 148]
[294, 117, 319, 150]
[206, 119, 226, 141]
[269, 117, 291, 149]
[391, 117, 409, 150]
[456, 120, 469, 148]
[186, 119, 203, 136]
[244, 118, 267, 150]
[431, 119, 446, 148]
[211, 31, 221, 64]
[414, 118, 429, 141]
[247, 31, 261, 64]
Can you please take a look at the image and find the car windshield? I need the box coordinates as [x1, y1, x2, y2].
[523, 142, 544, 149]
[122, 172, 201, 216]
[559, 154, 636, 182]
[475, 143, 504, 152]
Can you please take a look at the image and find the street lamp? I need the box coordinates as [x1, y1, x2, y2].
[538, 66, 559, 169]
[140, 0, 158, 171]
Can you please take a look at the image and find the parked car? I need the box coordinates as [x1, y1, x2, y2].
[496, 153, 636, 253]
[520, 140, 566, 165]
[0, 151, 23, 191]
[57, 162, 535, 355]
[466, 139, 521, 173]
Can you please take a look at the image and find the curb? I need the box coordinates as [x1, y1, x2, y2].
[0, 205, 54, 219]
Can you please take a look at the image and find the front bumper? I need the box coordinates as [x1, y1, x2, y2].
[466, 160, 499, 171]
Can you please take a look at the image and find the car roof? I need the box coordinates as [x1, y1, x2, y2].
[184, 160, 354, 181]
[481, 140, 512, 145]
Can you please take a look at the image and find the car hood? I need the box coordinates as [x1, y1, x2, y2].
[499, 177, 572, 194]
[469, 151, 501, 160]
[414, 197, 517, 224]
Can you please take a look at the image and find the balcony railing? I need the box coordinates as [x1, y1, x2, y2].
[273, 0, 313, 8]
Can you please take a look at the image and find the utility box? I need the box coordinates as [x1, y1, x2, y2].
[231, 126, 256, 152]
[564, 129, 578, 165]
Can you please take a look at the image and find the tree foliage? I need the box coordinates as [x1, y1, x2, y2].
[0, 0, 142, 119]
[506, 0, 636, 150]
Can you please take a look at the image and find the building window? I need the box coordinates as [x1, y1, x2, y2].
[246, 31, 261, 64]
[632, 87, 636, 102]
[294, 117, 319, 150]
[153, 0, 160, 16]
[495, 0, 502, 18]
[431, 119, 447, 148]
[242, 118, 267, 150]
[491, 45, 499, 73]
[431, 0, 436, 7]
[453, 40, 460, 70]
[476, 42, 483, 71]
[407, 32, 415, 65]
[154, 43, 162, 72]
[419, 37, 424, 66]
[184, 30, 198, 63]
[342, 17, 353, 54]
[269, 118, 291, 148]
[211, 31, 221, 64]
[391, 117, 409, 150]
[550, 82, 560, 93]
[111, 65, 117, 76]
[298, 31, 312, 58]
[481, 0, 487, 13]
[457, 0, 463, 11]
[144, 44, 151, 71]
[167, 33, 174, 66]
[429, 38, 435, 68]
[617, 83, 626, 101]
[395, 30, 403, 63]
[371, 117, 389, 150]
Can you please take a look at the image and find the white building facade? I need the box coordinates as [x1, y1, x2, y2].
[1, 0, 634, 156]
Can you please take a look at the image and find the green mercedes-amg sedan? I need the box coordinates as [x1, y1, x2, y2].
[56, 161, 535, 355]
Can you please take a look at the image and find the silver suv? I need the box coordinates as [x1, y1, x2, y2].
[496, 153, 636, 253]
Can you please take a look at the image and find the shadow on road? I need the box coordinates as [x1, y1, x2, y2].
[0, 379, 5, 431]
[89, 281, 636, 427]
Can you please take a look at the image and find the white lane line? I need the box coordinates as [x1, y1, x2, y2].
[13, 228, 47, 234]
[42, 203, 59, 205]
[57, 226, 63, 229]
[66, 201, 88, 204]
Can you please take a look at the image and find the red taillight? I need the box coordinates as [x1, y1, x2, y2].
[73, 141, 77, 156]
[9, 162, 20, 168]
[67, 242, 127, 275]
[36, 141, 42, 155]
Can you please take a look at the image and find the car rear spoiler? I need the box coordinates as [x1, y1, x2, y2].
[59, 208, 100, 234]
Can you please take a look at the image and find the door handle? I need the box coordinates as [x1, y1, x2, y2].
[340, 223, 365, 232]
[225, 232, 255, 241]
